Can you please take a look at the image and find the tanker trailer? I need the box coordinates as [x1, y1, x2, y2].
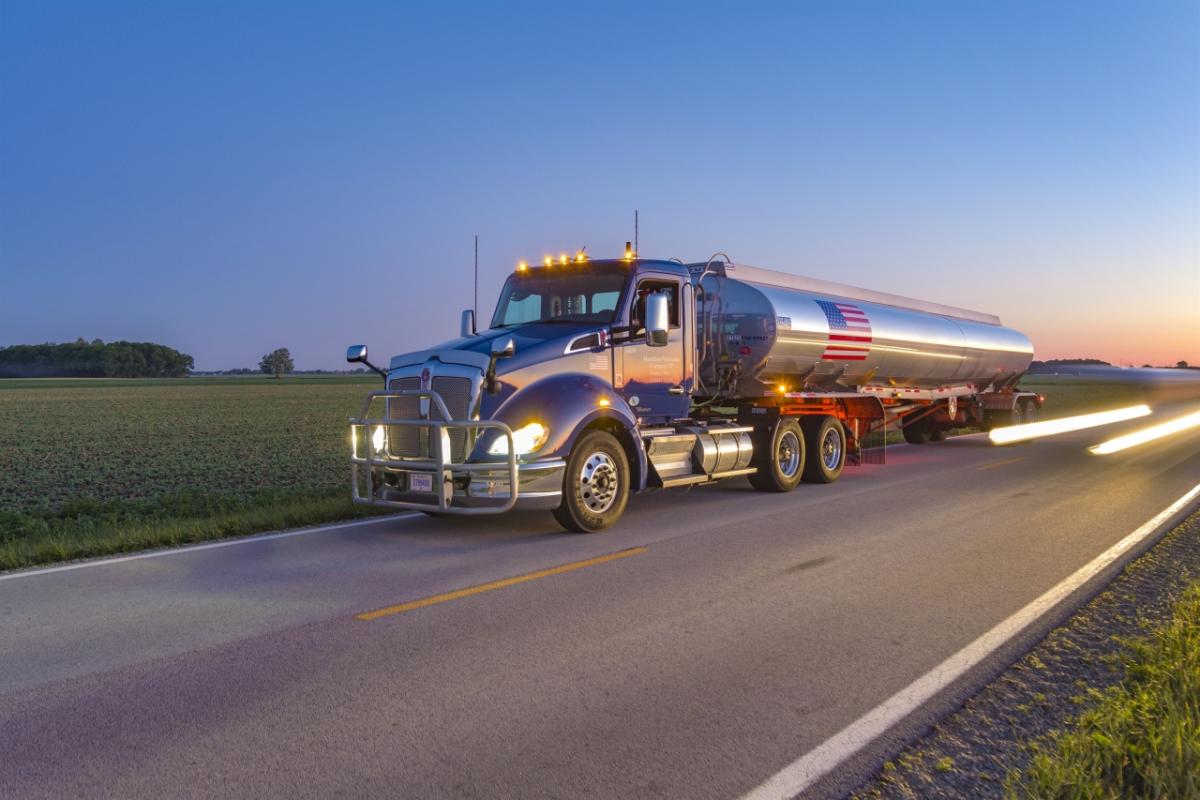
[690, 259, 1040, 443]
[348, 250, 1042, 532]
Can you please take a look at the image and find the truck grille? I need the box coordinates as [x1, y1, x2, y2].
[431, 376, 472, 461]
[386, 375, 474, 462]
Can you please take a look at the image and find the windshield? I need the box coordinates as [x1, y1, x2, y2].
[490, 266, 629, 327]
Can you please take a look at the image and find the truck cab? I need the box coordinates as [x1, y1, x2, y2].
[349, 257, 704, 531]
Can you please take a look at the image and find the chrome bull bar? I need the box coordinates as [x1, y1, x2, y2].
[349, 389, 519, 514]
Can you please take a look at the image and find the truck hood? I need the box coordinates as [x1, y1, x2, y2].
[388, 322, 599, 373]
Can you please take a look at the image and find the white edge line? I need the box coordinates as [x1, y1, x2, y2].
[739, 480, 1200, 800]
[0, 512, 418, 582]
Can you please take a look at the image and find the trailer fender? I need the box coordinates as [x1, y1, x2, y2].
[470, 373, 647, 491]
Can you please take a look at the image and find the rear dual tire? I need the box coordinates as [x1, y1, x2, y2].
[748, 415, 847, 491]
[749, 419, 806, 492]
[801, 416, 846, 483]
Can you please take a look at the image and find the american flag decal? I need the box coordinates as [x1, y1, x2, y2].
[816, 300, 872, 361]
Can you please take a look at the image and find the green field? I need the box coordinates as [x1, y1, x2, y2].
[0, 374, 1170, 570]
[0, 375, 387, 568]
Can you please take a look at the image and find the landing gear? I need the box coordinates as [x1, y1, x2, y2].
[554, 430, 630, 533]
[801, 416, 846, 483]
[749, 419, 805, 492]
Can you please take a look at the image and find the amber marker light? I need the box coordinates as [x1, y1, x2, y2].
[559, 253, 568, 265]
[598, 397, 610, 407]
[517, 261, 528, 272]
[988, 404, 1151, 445]
[1089, 409, 1200, 455]
[543, 256, 552, 266]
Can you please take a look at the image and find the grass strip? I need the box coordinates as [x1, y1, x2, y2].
[0, 488, 391, 571]
[1006, 581, 1200, 799]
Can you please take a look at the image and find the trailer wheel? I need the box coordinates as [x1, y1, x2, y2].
[1020, 399, 1038, 424]
[1007, 403, 1025, 426]
[902, 421, 932, 444]
[553, 430, 630, 533]
[801, 416, 846, 483]
[929, 428, 947, 442]
[748, 419, 805, 492]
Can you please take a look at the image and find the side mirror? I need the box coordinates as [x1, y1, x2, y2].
[645, 293, 670, 347]
[491, 337, 515, 359]
[345, 344, 388, 381]
[485, 337, 515, 394]
[460, 309, 476, 338]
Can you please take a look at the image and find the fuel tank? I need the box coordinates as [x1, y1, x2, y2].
[694, 262, 1034, 395]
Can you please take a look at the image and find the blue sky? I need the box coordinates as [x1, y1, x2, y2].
[2, 1, 1197, 369]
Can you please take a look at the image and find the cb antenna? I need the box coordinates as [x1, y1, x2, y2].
[473, 234, 479, 327]
[634, 209, 639, 255]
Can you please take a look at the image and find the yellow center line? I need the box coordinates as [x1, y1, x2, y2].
[355, 546, 649, 621]
[977, 455, 1027, 471]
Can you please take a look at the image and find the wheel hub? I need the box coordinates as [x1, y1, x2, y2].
[778, 431, 801, 478]
[821, 427, 842, 470]
[579, 452, 619, 514]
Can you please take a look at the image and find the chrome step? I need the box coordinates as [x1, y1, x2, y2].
[658, 466, 758, 488]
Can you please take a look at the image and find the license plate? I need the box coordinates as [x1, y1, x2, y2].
[409, 473, 434, 493]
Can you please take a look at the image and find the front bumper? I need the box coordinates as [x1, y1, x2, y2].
[349, 389, 564, 514]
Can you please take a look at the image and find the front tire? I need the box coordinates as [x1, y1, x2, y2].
[749, 419, 805, 492]
[801, 416, 846, 483]
[553, 430, 630, 533]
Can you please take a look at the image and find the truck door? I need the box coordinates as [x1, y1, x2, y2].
[616, 276, 689, 423]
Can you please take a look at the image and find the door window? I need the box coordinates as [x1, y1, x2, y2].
[631, 280, 680, 335]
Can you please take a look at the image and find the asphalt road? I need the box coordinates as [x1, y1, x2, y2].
[2, 407, 1199, 799]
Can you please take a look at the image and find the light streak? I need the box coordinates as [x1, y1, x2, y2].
[1089, 409, 1200, 455]
[988, 404, 1151, 445]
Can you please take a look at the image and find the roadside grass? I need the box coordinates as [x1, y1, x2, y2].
[0, 488, 390, 571]
[1005, 581, 1200, 799]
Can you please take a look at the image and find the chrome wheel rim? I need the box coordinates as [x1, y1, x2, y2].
[821, 427, 843, 470]
[579, 452, 619, 514]
[777, 431, 801, 478]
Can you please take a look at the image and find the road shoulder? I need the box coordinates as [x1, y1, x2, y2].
[850, 509, 1200, 799]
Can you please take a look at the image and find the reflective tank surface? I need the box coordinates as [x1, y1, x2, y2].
[695, 263, 1034, 394]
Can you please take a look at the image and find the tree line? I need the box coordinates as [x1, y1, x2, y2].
[0, 339, 194, 378]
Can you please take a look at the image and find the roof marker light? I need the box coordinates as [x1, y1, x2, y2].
[544, 256, 552, 266]
[559, 253, 568, 265]
[517, 261, 528, 272]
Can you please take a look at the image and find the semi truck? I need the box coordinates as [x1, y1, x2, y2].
[347, 250, 1041, 532]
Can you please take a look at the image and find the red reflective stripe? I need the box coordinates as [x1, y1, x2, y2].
[828, 334, 872, 342]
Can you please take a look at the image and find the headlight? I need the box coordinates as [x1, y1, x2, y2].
[371, 425, 386, 453]
[490, 422, 549, 456]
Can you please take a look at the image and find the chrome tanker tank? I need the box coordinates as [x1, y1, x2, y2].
[693, 262, 1034, 396]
